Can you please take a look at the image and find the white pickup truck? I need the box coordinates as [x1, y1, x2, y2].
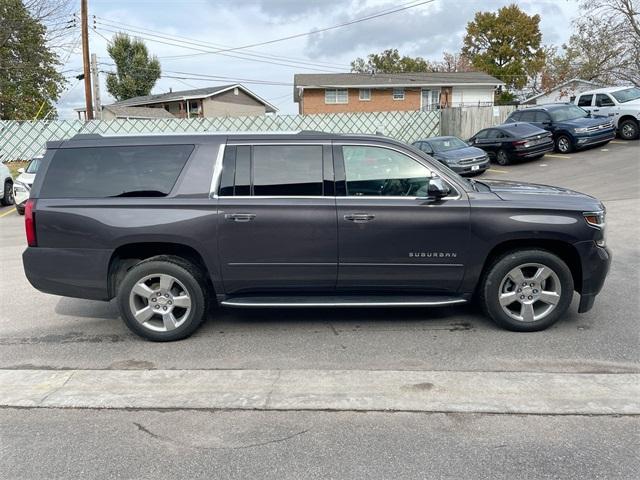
[574, 86, 640, 140]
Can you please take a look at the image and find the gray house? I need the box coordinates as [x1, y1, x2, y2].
[78, 84, 277, 120]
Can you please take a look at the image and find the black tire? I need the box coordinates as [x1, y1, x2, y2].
[479, 249, 574, 332]
[555, 134, 574, 153]
[117, 255, 209, 341]
[495, 149, 510, 166]
[16, 204, 25, 215]
[1, 181, 13, 206]
[619, 119, 639, 140]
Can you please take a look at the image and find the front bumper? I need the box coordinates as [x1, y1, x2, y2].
[575, 130, 616, 148]
[573, 240, 612, 313]
[449, 160, 489, 175]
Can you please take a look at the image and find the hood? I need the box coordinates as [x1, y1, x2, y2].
[433, 146, 486, 163]
[479, 179, 603, 210]
[564, 116, 611, 128]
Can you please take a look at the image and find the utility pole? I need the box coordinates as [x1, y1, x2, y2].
[91, 53, 102, 119]
[81, 0, 94, 120]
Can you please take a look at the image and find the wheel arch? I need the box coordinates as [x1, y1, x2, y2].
[479, 238, 582, 294]
[108, 242, 215, 299]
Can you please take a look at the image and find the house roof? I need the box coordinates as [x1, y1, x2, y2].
[293, 72, 505, 102]
[522, 78, 601, 104]
[103, 105, 175, 119]
[111, 84, 277, 112]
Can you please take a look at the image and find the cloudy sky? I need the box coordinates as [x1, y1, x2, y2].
[56, 0, 579, 118]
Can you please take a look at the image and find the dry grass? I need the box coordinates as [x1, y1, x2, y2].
[7, 161, 29, 178]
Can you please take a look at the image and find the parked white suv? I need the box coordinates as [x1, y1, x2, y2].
[574, 86, 640, 140]
[0, 160, 14, 206]
[13, 156, 42, 215]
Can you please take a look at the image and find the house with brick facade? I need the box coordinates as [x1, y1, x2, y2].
[293, 72, 504, 115]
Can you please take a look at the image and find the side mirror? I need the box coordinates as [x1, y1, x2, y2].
[17, 168, 25, 174]
[427, 176, 451, 199]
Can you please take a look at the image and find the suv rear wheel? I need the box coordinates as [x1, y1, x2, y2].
[480, 249, 574, 332]
[619, 119, 639, 140]
[1, 180, 13, 206]
[117, 256, 208, 341]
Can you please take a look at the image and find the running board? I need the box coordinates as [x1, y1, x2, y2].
[220, 295, 468, 308]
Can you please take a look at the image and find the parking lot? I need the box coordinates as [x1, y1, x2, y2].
[1, 139, 638, 479]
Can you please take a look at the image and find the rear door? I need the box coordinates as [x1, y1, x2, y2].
[216, 141, 338, 294]
[334, 142, 470, 293]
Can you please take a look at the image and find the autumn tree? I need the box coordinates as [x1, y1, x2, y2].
[0, 0, 66, 119]
[350, 49, 432, 73]
[106, 33, 161, 101]
[432, 51, 474, 73]
[462, 4, 545, 90]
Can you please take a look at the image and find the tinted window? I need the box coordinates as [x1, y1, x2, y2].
[342, 145, 431, 197]
[509, 111, 522, 121]
[218, 146, 236, 196]
[487, 129, 509, 139]
[41, 145, 193, 198]
[533, 111, 550, 122]
[234, 146, 251, 196]
[519, 110, 536, 122]
[577, 94, 593, 107]
[595, 94, 615, 107]
[474, 129, 490, 140]
[252, 145, 323, 196]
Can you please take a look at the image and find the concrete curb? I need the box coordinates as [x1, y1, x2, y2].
[1, 369, 638, 414]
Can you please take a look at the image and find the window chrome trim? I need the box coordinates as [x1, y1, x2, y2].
[209, 143, 226, 198]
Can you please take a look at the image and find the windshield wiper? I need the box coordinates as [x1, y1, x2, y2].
[110, 190, 167, 197]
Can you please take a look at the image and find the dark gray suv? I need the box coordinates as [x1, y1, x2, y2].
[23, 132, 611, 341]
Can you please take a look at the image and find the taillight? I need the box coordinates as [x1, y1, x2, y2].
[25, 199, 37, 247]
[512, 140, 529, 148]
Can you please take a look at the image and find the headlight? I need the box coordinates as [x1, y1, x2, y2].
[584, 211, 605, 229]
[574, 127, 589, 133]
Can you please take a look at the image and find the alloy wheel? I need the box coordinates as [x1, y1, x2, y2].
[498, 263, 562, 323]
[128, 273, 192, 332]
[621, 122, 637, 140]
[557, 137, 570, 153]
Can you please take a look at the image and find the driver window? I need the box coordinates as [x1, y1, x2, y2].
[342, 145, 432, 197]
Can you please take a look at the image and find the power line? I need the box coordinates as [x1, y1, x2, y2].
[160, 0, 435, 59]
[92, 15, 351, 70]
[93, 25, 345, 72]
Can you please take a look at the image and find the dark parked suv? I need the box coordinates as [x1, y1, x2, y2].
[23, 133, 611, 341]
[505, 104, 616, 153]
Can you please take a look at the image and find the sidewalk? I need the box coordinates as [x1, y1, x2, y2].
[1, 369, 638, 414]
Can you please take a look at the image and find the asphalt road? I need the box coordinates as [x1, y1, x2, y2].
[0, 140, 638, 373]
[1, 139, 638, 479]
[1, 409, 638, 480]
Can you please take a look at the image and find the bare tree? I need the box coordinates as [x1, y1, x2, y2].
[23, 0, 76, 51]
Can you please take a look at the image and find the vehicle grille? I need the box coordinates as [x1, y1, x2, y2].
[458, 156, 487, 165]
[585, 122, 614, 133]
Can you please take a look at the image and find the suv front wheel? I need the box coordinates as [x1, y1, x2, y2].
[117, 256, 208, 341]
[480, 249, 574, 332]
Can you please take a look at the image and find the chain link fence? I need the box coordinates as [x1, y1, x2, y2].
[0, 110, 440, 162]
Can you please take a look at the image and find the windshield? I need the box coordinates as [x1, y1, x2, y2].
[429, 137, 468, 152]
[549, 105, 589, 122]
[26, 158, 41, 174]
[611, 87, 640, 103]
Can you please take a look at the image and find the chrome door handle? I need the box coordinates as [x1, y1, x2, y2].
[225, 213, 256, 222]
[344, 213, 375, 223]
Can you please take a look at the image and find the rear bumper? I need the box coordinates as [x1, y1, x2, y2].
[23, 247, 112, 301]
[515, 143, 554, 158]
[573, 241, 612, 313]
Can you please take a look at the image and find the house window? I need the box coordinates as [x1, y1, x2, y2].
[393, 88, 405, 100]
[359, 88, 371, 101]
[325, 88, 349, 104]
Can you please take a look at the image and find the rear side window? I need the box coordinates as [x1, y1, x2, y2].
[40, 145, 193, 198]
[508, 111, 521, 121]
[252, 145, 323, 196]
[518, 110, 536, 122]
[577, 94, 593, 107]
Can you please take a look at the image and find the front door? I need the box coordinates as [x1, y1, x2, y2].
[594, 93, 616, 119]
[217, 143, 337, 294]
[334, 143, 470, 293]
